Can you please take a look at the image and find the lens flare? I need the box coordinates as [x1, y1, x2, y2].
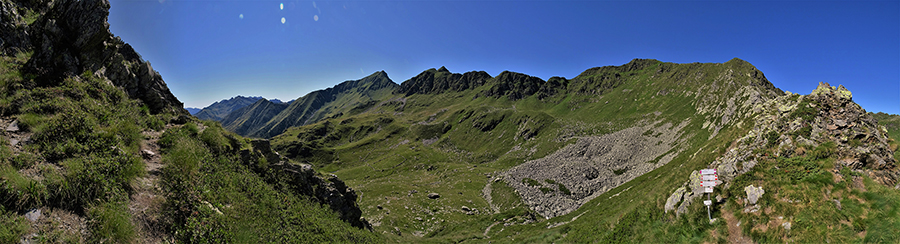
[280, 3, 284, 10]
[239, 14, 243, 19]
[281, 17, 286, 24]
[313, 15, 318, 21]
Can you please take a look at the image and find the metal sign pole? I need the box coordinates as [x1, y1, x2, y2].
[707, 193, 711, 221]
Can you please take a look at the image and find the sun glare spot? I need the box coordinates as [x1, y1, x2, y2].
[281, 17, 286, 24]
[313, 15, 318, 21]
[280, 3, 284, 10]
[239, 14, 243, 19]
[313, 1, 317, 9]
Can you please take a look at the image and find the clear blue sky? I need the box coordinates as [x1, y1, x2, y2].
[108, 0, 899, 114]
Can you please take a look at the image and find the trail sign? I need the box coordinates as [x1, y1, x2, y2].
[700, 168, 718, 221]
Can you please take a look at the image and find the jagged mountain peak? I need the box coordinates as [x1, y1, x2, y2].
[397, 67, 491, 96]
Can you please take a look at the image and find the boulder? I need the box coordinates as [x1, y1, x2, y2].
[744, 185, 764, 205]
[427, 193, 440, 199]
[664, 186, 686, 213]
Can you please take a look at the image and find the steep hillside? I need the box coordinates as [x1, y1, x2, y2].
[220, 98, 288, 136]
[267, 58, 826, 242]
[0, 0, 378, 242]
[228, 71, 398, 138]
[659, 83, 899, 243]
[194, 95, 266, 121]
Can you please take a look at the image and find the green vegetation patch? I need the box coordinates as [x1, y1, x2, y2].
[522, 178, 541, 187]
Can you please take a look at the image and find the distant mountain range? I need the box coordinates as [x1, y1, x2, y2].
[191, 96, 290, 121]
[185, 107, 202, 115]
[221, 71, 397, 138]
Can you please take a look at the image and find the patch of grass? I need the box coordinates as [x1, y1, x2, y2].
[0, 165, 48, 210]
[766, 130, 780, 148]
[88, 201, 136, 243]
[538, 187, 553, 194]
[556, 183, 571, 196]
[613, 168, 628, 175]
[522, 178, 541, 187]
[0, 206, 29, 244]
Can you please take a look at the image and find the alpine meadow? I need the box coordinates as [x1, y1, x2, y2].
[1, 0, 899, 243]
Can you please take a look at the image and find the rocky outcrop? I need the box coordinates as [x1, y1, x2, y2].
[397, 67, 491, 95]
[240, 139, 371, 229]
[483, 71, 545, 100]
[0, 0, 34, 55]
[744, 185, 764, 205]
[21, 0, 184, 114]
[665, 82, 898, 215]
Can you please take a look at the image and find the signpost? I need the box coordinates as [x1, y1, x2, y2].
[700, 169, 718, 222]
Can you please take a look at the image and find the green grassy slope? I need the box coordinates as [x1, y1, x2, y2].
[233, 71, 398, 138]
[221, 98, 288, 135]
[0, 0, 380, 241]
[270, 58, 791, 242]
[194, 96, 265, 121]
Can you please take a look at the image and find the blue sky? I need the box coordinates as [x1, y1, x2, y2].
[108, 0, 899, 114]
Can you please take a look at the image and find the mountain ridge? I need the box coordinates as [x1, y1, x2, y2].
[222, 70, 398, 138]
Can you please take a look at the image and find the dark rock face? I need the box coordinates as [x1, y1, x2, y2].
[240, 139, 371, 229]
[483, 71, 545, 100]
[0, 0, 33, 55]
[22, 0, 184, 114]
[397, 67, 491, 95]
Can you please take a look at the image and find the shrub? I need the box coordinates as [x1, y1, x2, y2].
[59, 154, 142, 209]
[88, 202, 135, 243]
[163, 137, 207, 177]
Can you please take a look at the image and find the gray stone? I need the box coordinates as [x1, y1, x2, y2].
[141, 149, 155, 159]
[461, 206, 471, 212]
[744, 185, 764, 205]
[5, 120, 18, 132]
[9, 139, 18, 147]
[834, 119, 847, 128]
[24, 208, 40, 222]
[427, 193, 440, 199]
[833, 199, 842, 210]
[664, 186, 686, 213]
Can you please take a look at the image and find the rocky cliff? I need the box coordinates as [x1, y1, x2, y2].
[397, 66, 491, 96]
[2, 0, 185, 114]
[240, 139, 371, 229]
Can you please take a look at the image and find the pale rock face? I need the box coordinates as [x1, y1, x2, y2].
[744, 185, 764, 205]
